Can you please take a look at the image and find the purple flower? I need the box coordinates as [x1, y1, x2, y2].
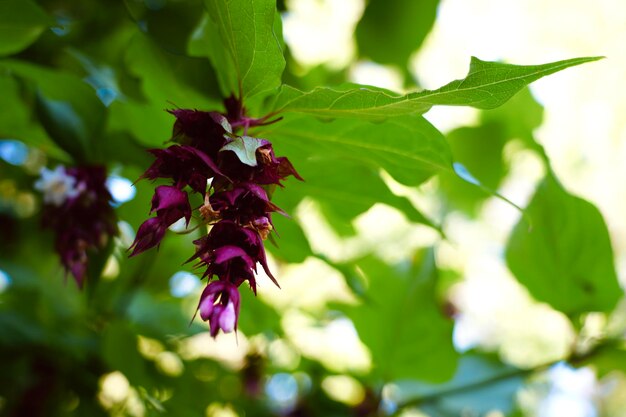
[128, 186, 192, 257]
[128, 217, 168, 257]
[189, 220, 278, 291]
[218, 141, 303, 186]
[196, 280, 241, 337]
[130, 98, 302, 337]
[223, 95, 245, 125]
[209, 183, 284, 225]
[169, 109, 231, 159]
[36, 165, 117, 287]
[151, 185, 192, 226]
[141, 145, 223, 193]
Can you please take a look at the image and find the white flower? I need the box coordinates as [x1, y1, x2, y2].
[34, 166, 84, 206]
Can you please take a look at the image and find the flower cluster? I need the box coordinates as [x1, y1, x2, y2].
[35, 165, 117, 288]
[130, 101, 301, 337]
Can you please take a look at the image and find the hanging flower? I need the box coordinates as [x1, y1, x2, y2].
[130, 97, 301, 337]
[36, 165, 117, 288]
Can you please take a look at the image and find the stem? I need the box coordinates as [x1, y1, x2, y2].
[393, 338, 620, 413]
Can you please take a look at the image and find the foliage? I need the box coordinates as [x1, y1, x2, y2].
[0, 0, 622, 417]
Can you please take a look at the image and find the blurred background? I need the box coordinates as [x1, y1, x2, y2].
[1, 0, 625, 416]
[280, 0, 626, 415]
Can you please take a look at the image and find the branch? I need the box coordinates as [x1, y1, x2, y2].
[393, 338, 621, 412]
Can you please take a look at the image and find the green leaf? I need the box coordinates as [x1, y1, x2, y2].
[271, 56, 602, 119]
[201, 0, 285, 100]
[356, 0, 438, 69]
[0, 73, 68, 159]
[274, 158, 441, 235]
[124, 0, 205, 55]
[101, 321, 149, 386]
[109, 33, 221, 147]
[0, 59, 106, 162]
[506, 174, 622, 315]
[267, 215, 313, 264]
[341, 251, 458, 382]
[439, 123, 509, 214]
[126, 290, 206, 339]
[35, 93, 91, 161]
[439, 88, 545, 214]
[124, 33, 221, 110]
[481, 87, 544, 146]
[391, 354, 524, 416]
[237, 286, 282, 335]
[0, 0, 51, 57]
[220, 136, 265, 166]
[259, 114, 452, 187]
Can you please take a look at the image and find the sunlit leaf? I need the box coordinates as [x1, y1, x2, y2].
[356, 0, 439, 69]
[273, 158, 440, 236]
[267, 214, 312, 264]
[271, 57, 602, 119]
[340, 251, 458, 382]
[200, 0, 285, 100]
[506, 173, 622, 315]
[259, 114, 452, 187]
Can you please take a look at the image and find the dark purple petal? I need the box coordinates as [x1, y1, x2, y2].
[168, 109, 230, 159]
[140, 145, 223, 193]
[61, 244, 88, 288]
[223, 95, 245, 124]
[151, 185, 192, 226]
[213, 245, 255, 269]
[129, 217, 168, 257]
[39, 164, 118, 288]
[217, 141, 303, 186]
[277, 156, 304, 181]
[209, 183, 285, 225]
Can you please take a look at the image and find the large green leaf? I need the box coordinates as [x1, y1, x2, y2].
[340, 251, 458, 382]
[356, 0, 439, 69]
[0, 74, 68, 160]
[391, 354, 524, 416]
[236, 286, 282, 336]
[506, 174, 622, 315]
[270, 56, 601, 119]
[439, 123, 509, 214]
[101, 321, 150, 386]
[108, 33, 221, 147]
[0, 0, 51, 56]
[200, 0, 285, 100]
[439, 88, 544, 214]
[266, 214, 312, 264]
[126, 291, 206, 339]
[124, 33, 220, 110]
[258, 114, 452, 187]
[124, 0, 205, 55]
[0, 59, 106, 162]
[273, 158, 440, 236]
